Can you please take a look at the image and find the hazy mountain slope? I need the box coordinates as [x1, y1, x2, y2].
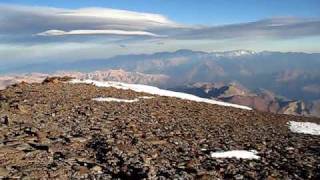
[58, 69, 169, 86]
[0, 73, 49, 90]
[173, 82, 320, 117]
[0, 70, 169, 90]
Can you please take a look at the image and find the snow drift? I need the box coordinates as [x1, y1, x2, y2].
[70, 79, 252, 110]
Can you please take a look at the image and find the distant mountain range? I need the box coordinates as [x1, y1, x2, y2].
[3, 49, 320, 101]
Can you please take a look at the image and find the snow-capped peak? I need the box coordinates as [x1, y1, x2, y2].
[213, 50, 257, 57]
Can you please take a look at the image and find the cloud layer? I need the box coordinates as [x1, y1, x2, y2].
[2, 3, 319, 42]
[0, 3, 320, 66]
[176, 17, 320, 40]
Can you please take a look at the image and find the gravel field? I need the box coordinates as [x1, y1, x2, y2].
[0, 77, 319, 179]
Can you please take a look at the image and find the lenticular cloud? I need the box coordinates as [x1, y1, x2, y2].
[37, 29, 165, 37]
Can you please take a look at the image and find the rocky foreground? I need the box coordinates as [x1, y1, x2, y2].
[0, 78, 319, 179]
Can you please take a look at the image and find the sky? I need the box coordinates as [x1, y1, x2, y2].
[0, 0, 320, 66]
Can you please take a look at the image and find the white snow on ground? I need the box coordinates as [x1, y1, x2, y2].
[210, 150, 260, 160]
[288, 121, 320, 135]
[139, 96, 154, 99]
[70, 79, 252, 110]
[92, 97, 139, 103]
[92, 96, 154, 103]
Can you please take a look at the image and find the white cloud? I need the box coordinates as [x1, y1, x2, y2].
[0, 3, 181, 35]
[175, 17, 320, 40]
[60, 7, 178, 27]
[37, 29, 165, 37]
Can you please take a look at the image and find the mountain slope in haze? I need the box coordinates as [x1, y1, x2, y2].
[0, 69, 169, 90]
[4, 50, 320, 102]
[0, 73, 49, 90]
[0, 77, 319, 179]
[172, 82, 320, 118]
[58, 69, 169, 86]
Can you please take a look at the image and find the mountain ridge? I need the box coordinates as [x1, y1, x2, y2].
[1, 70, 320, 117]
[2, 49, 320, 74]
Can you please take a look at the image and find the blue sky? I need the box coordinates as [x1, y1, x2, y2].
[0, 1, 319, 66]
[3, 0, 320, 25]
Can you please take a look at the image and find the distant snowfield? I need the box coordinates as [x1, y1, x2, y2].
[210, 150, 260, 160]
[92, 96, 154, 103]
[288, 121, 320, 135]
[70, 79, 252, 110]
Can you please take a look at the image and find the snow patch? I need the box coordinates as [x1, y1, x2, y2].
[92, 97, 139, 103]
[139, 96, 154, 99]
[288, 121, 320, 135]
[210, 150, 260, 160]
[70, 79, 252, 110]
[92, 96, 154, 103]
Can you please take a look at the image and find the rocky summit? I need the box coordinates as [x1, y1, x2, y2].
[0, 77, 319, 179]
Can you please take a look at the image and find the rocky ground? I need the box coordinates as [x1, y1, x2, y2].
[0, 78, 319, 179]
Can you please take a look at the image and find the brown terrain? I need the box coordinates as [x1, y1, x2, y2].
[0, 77, 319, 179]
